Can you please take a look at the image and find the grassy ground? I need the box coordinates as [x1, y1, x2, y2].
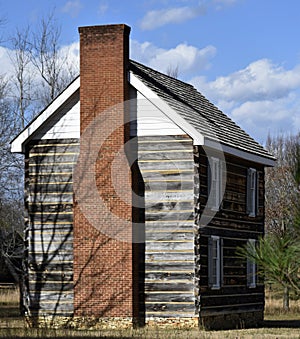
[0, 286, 299, 339]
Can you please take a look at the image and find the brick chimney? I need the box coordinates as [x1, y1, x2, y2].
[73, 24, 134, 320]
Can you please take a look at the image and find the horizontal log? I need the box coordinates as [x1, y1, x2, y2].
[28, 203, 73, 213]
[28, 174, 73, 184]
[28, 273, 73, 282]
[29, 283, 73, 292]
[203, 216, 263, 232]
[146, 211, 193, 222]
[198, 225, 262, 239]
[145, 180, 193, 191]
[145, 302, 195, 313]
[28, 183, 73, 194]
[145, 262, 194, 272]
[139, 150, 193, 161]
[29, 291, 73, 302]
[138, 138, 192, 152]
[142, 171, 193, 182]
[139, 160, 194, 171]
[200, 293, 264, 308]
[29, 213, 73, 223]
[146, 201, 193, 212]
[145, 240, 194, 251]
[145, 292, 194, 303]
[28, 234, 73, 244]
[145, 231, 193, 241]
[27, 223, 73, 231]
[29, 301, 74, 312]
[198, 284, 264, 296]
[144, 272, 194, 282]
[145, 190, 193, 203]
[145, 224, 194, 233]
[200, 302, 264, 316]
[28, 241, 73, 252]
[144, 282, 194, 292]
[28, 263, 73, 274]
[28, 254, 73, 263]
[27, 194, 73, 203]
[145, 252, 193, 262]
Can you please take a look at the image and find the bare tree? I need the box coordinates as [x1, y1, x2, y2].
[30, 12, 78, 106]
[166, 64, 179, 79]
[240, 133, 300, 309]
[0, 73, 24, 290]
[265, 134, 300, 236]
[8, 27, 34, 128]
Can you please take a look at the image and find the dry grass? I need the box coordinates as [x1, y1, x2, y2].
[0, 285, 19, 304]
[0, 286, 299, 338]
[265, 298, 300, 317]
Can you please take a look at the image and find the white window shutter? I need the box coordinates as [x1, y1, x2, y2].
[247, 168, 257, 217]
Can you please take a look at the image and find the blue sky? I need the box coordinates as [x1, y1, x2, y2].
[1, 0, 300, 144]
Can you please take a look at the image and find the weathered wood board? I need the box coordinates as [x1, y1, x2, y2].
[25, 139, 79, 316]
[138, 135, 196, 318]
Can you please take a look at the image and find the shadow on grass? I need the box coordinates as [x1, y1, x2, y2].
[263, 319, 300, 328]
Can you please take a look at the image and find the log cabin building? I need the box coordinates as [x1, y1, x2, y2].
[11, 24, 275, 329]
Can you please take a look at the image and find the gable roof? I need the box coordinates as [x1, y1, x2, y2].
[11, 60, 275, 166]
[130, 60, 275, 166]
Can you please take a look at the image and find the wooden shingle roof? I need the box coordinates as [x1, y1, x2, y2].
[130, 60, 275, 164]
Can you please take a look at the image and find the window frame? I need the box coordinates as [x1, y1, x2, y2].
[247, 239, 257, 288]
[208, 157, 222, 211]
[247, 168, 258, 217]
[208, 236, 223, 290]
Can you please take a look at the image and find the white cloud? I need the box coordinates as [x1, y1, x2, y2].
[192, 59, 300, 103]
[0, 42, 79, 93]
[139, 5, 205, 30]
[190, 60, 300, 142]
[62, 0, 83, 18]
[230, 97, 300, 143]
[131, 40, 216, 77]
[139, 0, 241, 30]
[58, 41, 80, 74]
[0, 46, 15, 78]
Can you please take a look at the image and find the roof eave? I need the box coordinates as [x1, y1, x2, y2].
[203, 138, 276, 167]
[11, 76, 80, 154]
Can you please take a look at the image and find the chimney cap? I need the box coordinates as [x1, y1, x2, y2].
[78, 24, 131, 35]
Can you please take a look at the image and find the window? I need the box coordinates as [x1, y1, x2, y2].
[208, 157, 223, 210]
[247, 239, 257, 288]
[208, 236, 223, 289]
[247, 168, 259, 217]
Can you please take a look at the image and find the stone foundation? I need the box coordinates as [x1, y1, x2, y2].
[145, 317, 198, 329]
[26, 316, 134, 329]
[26, 316, 199, 330]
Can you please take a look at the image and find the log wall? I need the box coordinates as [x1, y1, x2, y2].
[25, 138, 79, 317]
[138, 135, 196, 319]
[194, 145, 265, 326]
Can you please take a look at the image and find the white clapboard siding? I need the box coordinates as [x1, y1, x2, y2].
[130, 87, 185, 137]
[33, 92, 80, 140]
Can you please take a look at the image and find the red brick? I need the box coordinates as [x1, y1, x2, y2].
[73, 24, 133, 318]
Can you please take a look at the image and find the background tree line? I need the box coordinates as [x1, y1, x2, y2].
[240, 133, 300, 310]
[0, 13, 78, 284]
